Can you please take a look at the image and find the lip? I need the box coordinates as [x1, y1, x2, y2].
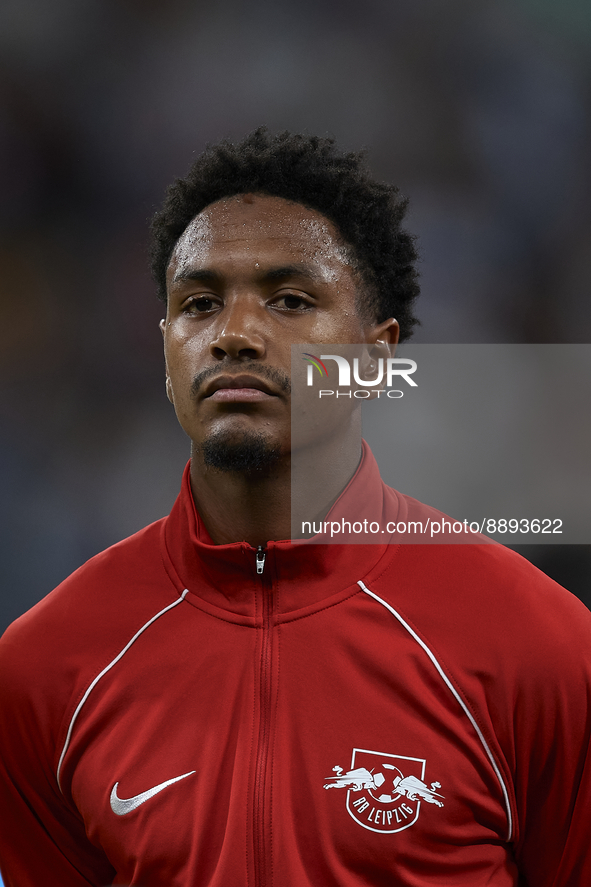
[209, 388, 275, 403]
[203, 374, 278, 401]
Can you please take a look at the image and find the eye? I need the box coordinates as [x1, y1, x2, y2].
[183, 296, 217, 314]
[275, 293, 312, 311]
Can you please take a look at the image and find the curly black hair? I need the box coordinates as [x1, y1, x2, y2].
[150, 128, 420, 341]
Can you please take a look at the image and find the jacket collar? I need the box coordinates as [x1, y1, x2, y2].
[161, 441, 401, 618]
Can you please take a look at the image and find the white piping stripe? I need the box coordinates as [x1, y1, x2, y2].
[358, 580, 513, 842]
[56, 590, 190, 792]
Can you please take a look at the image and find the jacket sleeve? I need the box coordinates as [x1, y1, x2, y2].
[0, 621, 115, 887]
[509, 586, 591, 885]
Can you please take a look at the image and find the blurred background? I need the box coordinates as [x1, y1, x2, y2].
[1, 0, 591, 632]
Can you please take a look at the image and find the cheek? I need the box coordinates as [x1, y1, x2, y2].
[165, 329, 207, 372]
[164, 350, 196, 406]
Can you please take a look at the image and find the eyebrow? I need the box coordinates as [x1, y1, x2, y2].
[261, 264, 324, 284]
[171, 268, 221, 285]
[171, 263, 325, 286]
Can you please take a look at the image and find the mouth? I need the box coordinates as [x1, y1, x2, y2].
[203, 374, 279, 403]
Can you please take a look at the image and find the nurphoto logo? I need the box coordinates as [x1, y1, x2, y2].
[302, 353, 417, 399]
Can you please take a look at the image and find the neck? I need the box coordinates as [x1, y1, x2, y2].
[189, 426, 363, 547]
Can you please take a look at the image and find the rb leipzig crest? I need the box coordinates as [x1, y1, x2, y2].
[323, 747, 444, 833]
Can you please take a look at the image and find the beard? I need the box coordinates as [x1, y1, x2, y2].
[198, 428, 283, 473]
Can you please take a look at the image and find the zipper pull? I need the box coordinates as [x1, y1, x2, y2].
[256, 546, 266, 575]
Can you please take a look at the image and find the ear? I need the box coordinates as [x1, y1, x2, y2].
[366, 317, 399, 352]
[159, 319, 174, 405]
[364, 318, 399, 400]
[165, 376, 174, 405]
[365, 316, 399, 367]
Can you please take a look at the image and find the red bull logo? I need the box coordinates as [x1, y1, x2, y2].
[323, 748, 444, 833]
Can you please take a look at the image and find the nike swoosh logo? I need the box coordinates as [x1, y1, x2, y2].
[110, 770, 196, 816]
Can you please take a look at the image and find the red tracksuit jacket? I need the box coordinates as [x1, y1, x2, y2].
[1, 445, 591, 886]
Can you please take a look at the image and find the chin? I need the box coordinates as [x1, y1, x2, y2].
[197, 428, 284, 473]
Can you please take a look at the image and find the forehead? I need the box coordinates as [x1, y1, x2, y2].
[167, 194, 353, 278]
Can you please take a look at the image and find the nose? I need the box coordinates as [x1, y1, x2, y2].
[209, 296, 267, 361]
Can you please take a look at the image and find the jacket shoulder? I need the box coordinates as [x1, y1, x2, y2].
[364, 508, 591, 687]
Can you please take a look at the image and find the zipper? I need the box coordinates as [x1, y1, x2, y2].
[256, 546, 266, 575]
[253, 545, 272, 887]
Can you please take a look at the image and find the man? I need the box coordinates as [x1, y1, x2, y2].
[1, 129, 590, 886]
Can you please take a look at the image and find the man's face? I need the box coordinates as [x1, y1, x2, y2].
[161, 193, 396, 466]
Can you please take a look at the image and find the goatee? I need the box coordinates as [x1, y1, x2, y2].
[198, 430, 283, 473]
